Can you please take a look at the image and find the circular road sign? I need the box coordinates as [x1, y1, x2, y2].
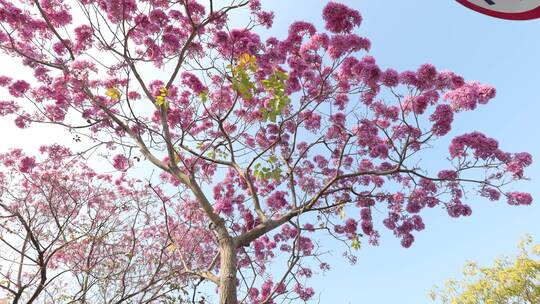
[456, 0, 540, 20]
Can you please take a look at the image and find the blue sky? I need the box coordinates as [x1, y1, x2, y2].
[0, 1, 538, 303]
[258, 1, 540, 303]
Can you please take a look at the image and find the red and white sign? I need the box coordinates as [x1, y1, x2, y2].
[456, 0, 540, 20]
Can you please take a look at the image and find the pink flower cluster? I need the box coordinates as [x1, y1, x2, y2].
[181, 72, 206, 95]
[449, 132, 502, 159]
[8, 80, 30, 97]
[213, 29, 261, 57]
[112, 154, 129, 171]
[506, 192, 533, 206]
[444, 82, 496, 111]
[97, 0, 137, 23]
[430, 104, 454, 136]
[266, 191, 289, 212]
[327, 34, 370, 59]
[322, 2, 362, 33]
[74, 25, 94, 52]
[0, 100, 19, 116]
[18, 156, 36, 173]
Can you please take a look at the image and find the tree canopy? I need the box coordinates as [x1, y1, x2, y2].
[0, 1, 533, 303]
[432, 236, 540, 304]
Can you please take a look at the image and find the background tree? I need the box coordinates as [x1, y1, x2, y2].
[0, 0, 533, 303]
[0, 147, 192, 303]
[431, 236, 540, 304]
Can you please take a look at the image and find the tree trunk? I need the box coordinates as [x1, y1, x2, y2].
[218, 236, 238, 304]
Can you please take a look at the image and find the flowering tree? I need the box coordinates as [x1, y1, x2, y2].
[0, 0, 533, 303]
[0, 146, 195, 303]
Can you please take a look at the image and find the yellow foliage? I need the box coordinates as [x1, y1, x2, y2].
[237, 53, 257, 72]
[351, 236, 361, 251]
[166, 243, 177, 253]
[155, 87, 168, 107]
[431, 235, 540, 304]
[230, 53, 290, 122]
[105, 87, 121, 101]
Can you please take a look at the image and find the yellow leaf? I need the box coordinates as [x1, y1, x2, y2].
[154, 87, 169, 107]
[155, 95, 166, 106]
[351, 237, 361, 251]
[159, 87, 168, 97]
[166, 243, 176, 253]
[105, 87, 121, 101]
[239, 53, 251, 66]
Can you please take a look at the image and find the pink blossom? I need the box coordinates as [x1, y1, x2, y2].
[319, 262, 330, 271]
[444, 82, 496, 111]
[437, 170, 457, 180]
[98, 0, 137, 23]
[293, 283, 315, 301]
[0, 100, 19, 116]
[8, 80, 30, 97]
[344, 218, 357, 235]
[354, 119, 379, 148]
[333, 94, 348, 110]
[406, 189, 427, 213]
[480, 187, 501, 201]
[14, 114, 30, 128]
[248, 0, 261, 11]
[112, 154, 129, 171]
[0, 75, 12, 86]
[18, 156, 36, 173]
[45, 105, 66, 121]
[514, 152, 533, 167]
[381, 69, 399, 87]
[248, 288, 259, 301]
[162, 32, 181, 51]
[303, 223, 315, 232]
[447, 201, 472, 218]
[128, 91, 141, 100]
[301, 111, 321, 132]
[214, 29, 261, 57]
[400, 70, 419, 87]
[449, 132, 500, 159]
[149, 9, 168, 25]
[297, 267, 313, 278]
[430, 104, 454, 136]
[411, 215, 425, 231]
[401, 233, 414, 248]
[266, 191, 289, 211]
[214, 199, 233, 215]
[181, 72, 206, 95]
[437, 71, 465, 89]
[322, 2, 362, 33]
[298, 236, 314, 255]
[416, 63, 438, 89]
[256, 11, 274, 28]
[39, 1, 72, 27]
[369, 143, 389, 159]
[327, 34, 370, 59]
[74, 25, 94, 51]
[506, 192, 532, 206]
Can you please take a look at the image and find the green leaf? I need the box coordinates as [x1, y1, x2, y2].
[351, 237, 361, 251]
[200, 90, 208, 103]
[275, 69, 289, 80]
